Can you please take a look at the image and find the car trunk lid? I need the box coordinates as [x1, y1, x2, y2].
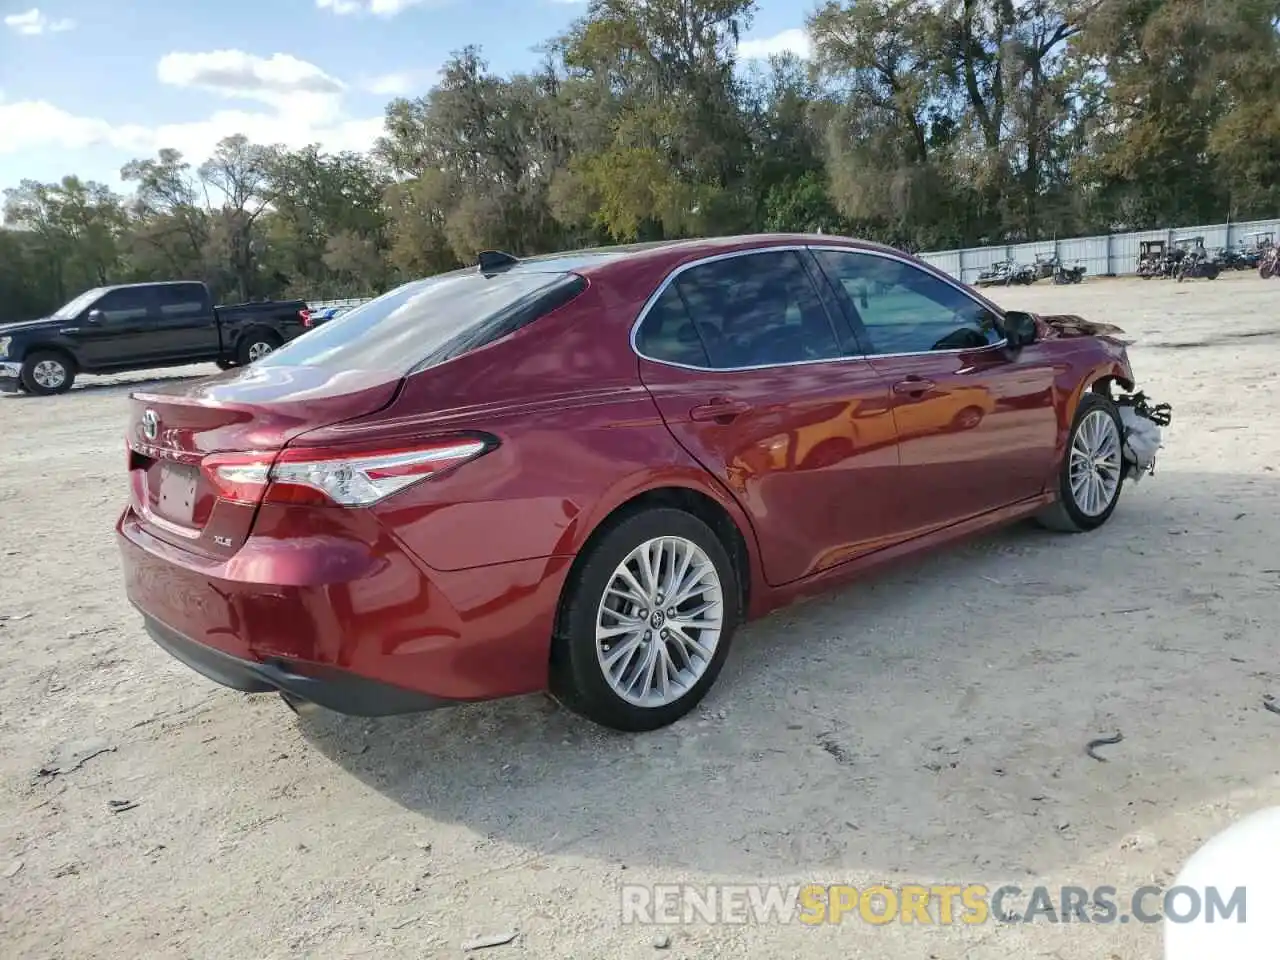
[126, 364, 401, 557]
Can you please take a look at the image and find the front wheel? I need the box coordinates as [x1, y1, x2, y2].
[1035, 394, 1125, 533]
[20, 351, 76, 395]
[550, 508, 740, 732]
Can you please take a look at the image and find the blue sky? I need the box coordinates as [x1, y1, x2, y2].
[0, 0, 811, 195]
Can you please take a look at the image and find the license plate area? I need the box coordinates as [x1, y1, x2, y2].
[156, 462, 199, 526]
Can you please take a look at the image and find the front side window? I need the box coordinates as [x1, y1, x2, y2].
[93, 289, 150, 323]
[813, 250, 1001, 355]
[654, 250, 842, 369]
[52, 287, 107, 320]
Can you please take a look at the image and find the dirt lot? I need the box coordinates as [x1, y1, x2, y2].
[2, 274, 1278, 959]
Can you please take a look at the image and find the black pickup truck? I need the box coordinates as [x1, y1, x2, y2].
[0, 281, 312, 395]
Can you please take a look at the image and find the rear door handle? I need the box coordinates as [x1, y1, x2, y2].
[689, 398, 751, 423]
[892, 377, 935, 397]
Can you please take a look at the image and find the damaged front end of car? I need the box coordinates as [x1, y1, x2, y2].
[1114, 391, 1172, 482]
[1033, 313, 1173, 482]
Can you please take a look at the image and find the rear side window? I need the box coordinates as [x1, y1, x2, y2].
[260, 269, 586, 374]
[152, 284, 207, 320]
[635, 286, 710, 367]
[641, 250, 843, 369]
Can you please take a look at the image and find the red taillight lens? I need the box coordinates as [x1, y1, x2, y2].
[201, 436, 495, 508]
[202, 452, 273, 504]
[299, 308, 313, 327]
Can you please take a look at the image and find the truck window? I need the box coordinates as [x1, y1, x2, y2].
[94, 289, 150, 323]
[51, 287, 107, 320]
[152, 285, 207, 320]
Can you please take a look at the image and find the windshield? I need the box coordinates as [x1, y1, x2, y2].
[258, 268, 578, 374]
[52, 287, 107, 320]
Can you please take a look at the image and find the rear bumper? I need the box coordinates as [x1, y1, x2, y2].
[117, 505, 571, 714]
[142, 612, 450, 715]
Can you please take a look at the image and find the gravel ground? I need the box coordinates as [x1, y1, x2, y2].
[1, 274, 1278, 959]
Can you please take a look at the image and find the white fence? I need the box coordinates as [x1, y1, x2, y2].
[917, 217, 1280, 284]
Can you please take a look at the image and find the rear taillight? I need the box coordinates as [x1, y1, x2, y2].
[201, 436, 495, 508]
[300, 308, 313, 328]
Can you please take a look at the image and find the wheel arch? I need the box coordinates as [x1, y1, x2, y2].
[1044, 358, 1132, 488]
[233, 324, 283, 355]
[21, 342, 78, 370]
[1068, 359, 1133, 423]
[549, 478, 761, 666]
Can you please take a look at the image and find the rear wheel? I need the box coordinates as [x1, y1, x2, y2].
[236, 331, 280, 366]
[20, 351, 76, 396]
[550, 508, 739, 732]
[1035, 394, 1125, 533]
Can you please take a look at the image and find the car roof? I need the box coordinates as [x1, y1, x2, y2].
[507, 234, 904, 278]
[98, 280, 205, 294]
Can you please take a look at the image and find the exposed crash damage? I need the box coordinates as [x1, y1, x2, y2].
[1030, 313, 1172, 483]
[1034, 313, 1130, 341]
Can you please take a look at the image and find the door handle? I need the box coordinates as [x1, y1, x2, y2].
[689, 398, 751, 423]
[892, 377, 935, 397]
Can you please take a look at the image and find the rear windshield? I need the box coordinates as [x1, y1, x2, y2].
[259, 269, 584, 374]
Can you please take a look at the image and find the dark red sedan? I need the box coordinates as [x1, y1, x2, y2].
[118, 235, 1147, 731]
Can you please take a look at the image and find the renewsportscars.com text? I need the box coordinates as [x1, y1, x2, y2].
[620, 883, 1246, 926]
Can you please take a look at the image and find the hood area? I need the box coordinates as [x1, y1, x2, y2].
[1034, 313, 1130, 342]
[0, 317, 55, 335]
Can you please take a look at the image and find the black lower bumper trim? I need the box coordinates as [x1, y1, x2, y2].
[142, 615, 454, 717]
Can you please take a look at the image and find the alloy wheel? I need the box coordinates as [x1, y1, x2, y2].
[1068, 409, 1122, 517]
[594, 536, 724, 708]
[32, 360, 67, 390]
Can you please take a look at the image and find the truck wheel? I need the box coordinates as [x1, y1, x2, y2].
[20, 351, 76, 396]
[215, 360, 236, 371]
[236, 332, 280, 366]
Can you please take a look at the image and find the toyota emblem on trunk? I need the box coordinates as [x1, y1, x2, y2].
[141, 409, 159, 442]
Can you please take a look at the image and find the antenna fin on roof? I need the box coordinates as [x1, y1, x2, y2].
[477, 250, 520, 274]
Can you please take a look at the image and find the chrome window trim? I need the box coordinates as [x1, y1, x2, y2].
[628, 242, 1009, 373]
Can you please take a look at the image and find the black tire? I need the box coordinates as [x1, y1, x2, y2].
[19, 350, 76, 396]
[236, 331, 281, 366]
[550, 507, 741, 732]
[215, 359, 236, 371]
[1035, 393, 1125, 533]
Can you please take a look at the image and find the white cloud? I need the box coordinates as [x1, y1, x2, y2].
[158, 50, 346, 101]
[361, 70, 435, 97]
[4, 7, 76, 36]
[0, 49, 384, 172]
[0, 99, 385, 160]
[0, 100, 150, 154]
[737, 27, 811, 61]
[316, 0, 447, 16]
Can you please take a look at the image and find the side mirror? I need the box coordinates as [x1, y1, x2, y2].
[85, 309, 104, 324]
[1002, 310, 1038, 348]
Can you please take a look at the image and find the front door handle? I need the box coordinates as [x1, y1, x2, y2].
[892, 377, 935, 397]
[689, 398, 751, 423]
